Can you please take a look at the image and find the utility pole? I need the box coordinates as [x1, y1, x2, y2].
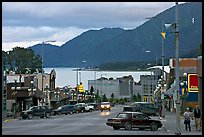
[175, 2, 181, 135]
[161, 20, 165, 118]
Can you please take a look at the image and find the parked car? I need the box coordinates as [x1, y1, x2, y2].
[89, 103, 100, 111]
[7, 111, 14, 117]
[77, 103, 94, 112]
[123, 102, 159, 116]
[21, 106, 53, 119]
[100, 102, 111, 112]
[75, 103, 86, 113]
[106, 112, 163, 131]
[53, 105, 76, 115]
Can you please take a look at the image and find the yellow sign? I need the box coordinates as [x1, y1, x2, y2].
[78, 84, 84, 92]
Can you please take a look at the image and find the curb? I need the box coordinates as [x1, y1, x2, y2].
[162, 125, 170, 133]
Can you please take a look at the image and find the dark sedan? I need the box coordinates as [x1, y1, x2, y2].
[106, 112, 163, 131]
[53, 105, 76, 115]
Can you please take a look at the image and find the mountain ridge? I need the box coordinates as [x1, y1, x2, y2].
[29, 2, 202, 68]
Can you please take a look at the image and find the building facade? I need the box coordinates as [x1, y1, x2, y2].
[88, 75, 141, 100]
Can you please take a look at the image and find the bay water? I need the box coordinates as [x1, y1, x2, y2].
[44, 67, 151, 90]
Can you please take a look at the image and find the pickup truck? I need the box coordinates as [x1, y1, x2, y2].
[123, 102, 159, 116]
[21, 106, 53, 119]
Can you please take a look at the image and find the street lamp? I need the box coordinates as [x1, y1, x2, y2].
[180, 72, 188, 113]
[54, 90, 60, 103]
[41, 40, 56, 106]
[11, 78, 17, 118]
[158, 78, 165, 118]
[164, 2, 180, 135]
[100, 73, 107, 98]
[28, 80, 37, 107]
[92, 91, 95, 103]
[44, 84, 50, 105]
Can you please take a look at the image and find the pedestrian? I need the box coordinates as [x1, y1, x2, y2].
[183, 107, 192, 131]
[193, 105, 201, 131]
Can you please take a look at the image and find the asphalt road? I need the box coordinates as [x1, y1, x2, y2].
[1, 106, 179, 135]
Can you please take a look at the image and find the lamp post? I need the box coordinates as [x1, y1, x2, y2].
[28, 80, 37, 107]
[54, 90, 60, 108]
[163, 2, 180, 134]
[41, 40, 56, 106]
[3, 51, 9, 118]
[44, 84, 50, 105]
[158, 78, 165, 117]
[174, 2, 180, 135]
[180, 72, 188, 114]
[11, 78, 17, 118]
[92, 91, 95, 103]
[100, 73, 107, 98]
[76, 68, 79, 103]
[161, 20, 165, 118]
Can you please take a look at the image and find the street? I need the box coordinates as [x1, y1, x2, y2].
[2, 106, 202, 135]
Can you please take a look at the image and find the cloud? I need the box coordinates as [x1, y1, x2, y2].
[2, 2, 175, 28]
[2, 2, 183, 51]
[2, 26, 92, 51]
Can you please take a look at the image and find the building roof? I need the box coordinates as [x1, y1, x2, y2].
[147, 66, 170, 73]
[169, 58, 197, 68]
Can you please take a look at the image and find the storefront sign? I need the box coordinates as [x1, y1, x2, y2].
[188, 73, 198, 92]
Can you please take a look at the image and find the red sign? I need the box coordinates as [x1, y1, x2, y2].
[188, 74, 198, 92]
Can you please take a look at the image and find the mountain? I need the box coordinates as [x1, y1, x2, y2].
[29, 2, 202, 68]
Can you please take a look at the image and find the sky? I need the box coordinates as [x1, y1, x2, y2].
[2, 2, 184, 52]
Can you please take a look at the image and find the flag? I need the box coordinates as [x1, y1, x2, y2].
[161, 32, 166, 39]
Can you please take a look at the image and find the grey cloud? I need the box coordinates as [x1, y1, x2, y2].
[2, 2, 175, 29]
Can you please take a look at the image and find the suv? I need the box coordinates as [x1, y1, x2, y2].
[100, 102, 111, 112]
[123, 102, 159, 116]
[77, 103, 94, 112]
[53, 105, 78, 115]
[21, 106, 53, 119]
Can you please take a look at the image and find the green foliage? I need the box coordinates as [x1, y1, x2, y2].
[102, 94, 108, 102]
[2, 47, 42, 74]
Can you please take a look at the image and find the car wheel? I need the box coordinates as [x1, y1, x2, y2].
[28, 114, 33, 119]
[45, 113, 51, 118]
[113, 126, 120, 130]
[125, 122, 132, 130]
[101, 110, 103, 112]
[70, 111, 73, 115]
[151, 123, 158, 131]
[58, 112, 61, 115]
[81, 110, 84, 113]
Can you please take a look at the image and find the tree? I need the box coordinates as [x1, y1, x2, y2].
[111, 93, 114, 99]
[102, 94, 108, 102]
[3, 47, 42, 74]
[90, 86, 94, 95]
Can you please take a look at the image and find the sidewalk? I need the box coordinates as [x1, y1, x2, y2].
[161, 110, 202, 135]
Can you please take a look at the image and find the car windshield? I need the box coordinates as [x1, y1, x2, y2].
[116, 113, 128, 118]
[101, 102, 110, 105]
[29, 107, 35, 110]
